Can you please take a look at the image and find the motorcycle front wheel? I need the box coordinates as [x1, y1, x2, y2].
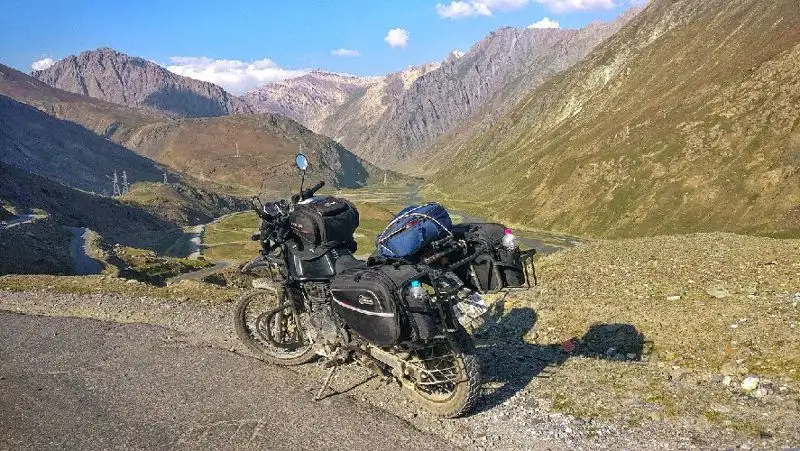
[406, 330, 481, 418]
[234, 287, 316, 366]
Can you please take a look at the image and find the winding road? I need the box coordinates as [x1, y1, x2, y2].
[0, 214, 43, 230]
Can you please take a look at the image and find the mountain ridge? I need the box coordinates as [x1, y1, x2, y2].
[32, 48, 253, 118]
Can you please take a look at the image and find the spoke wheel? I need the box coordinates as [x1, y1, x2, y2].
[406, 331, 481, 418]
[234, 287, 316, 366]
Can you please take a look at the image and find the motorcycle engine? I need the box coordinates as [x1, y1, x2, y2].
[303, 282, 347, 347]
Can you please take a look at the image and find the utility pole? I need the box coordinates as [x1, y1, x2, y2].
[121, 171, 129, 195]
[112, 171, 121, 197]
[235, 142, 240, 158]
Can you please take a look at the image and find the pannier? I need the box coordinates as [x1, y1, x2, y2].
[289, 196, 358, 257]
[330, 264, 436, 346]
[451, 223, 529, 293]
[376, 203, 452, 261]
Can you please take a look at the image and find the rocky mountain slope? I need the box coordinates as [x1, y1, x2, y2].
[32, 48, 252, 118]
[428, 0, 800, 238]
[2, 64, 388, 194]
[243, 71, 380, 131]
[315, 63, 441, 165]
[246, 15, 633, 171]
[346, 13, 636, 170]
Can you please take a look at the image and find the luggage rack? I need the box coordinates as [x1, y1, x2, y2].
[416, 238, 538, 291]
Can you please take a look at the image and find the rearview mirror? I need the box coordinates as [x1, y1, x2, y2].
[295, 153, 309, 171]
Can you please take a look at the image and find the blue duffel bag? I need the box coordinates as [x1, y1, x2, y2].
[376, 203, 453, 260]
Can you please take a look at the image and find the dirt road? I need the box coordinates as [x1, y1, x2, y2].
[0, 311, 454, 451]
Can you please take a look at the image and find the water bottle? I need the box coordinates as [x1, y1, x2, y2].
[501, 228, 518, 250]
[408, 280, 428, 303]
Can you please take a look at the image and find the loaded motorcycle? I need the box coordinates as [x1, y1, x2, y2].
[234, 153, 536, 418]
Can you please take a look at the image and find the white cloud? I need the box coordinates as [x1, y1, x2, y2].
[436, 0, 530, 18]
[534, 0, 616, 13]
[31, 57, 55, 71]
[384, 28, 409, 48]
[527, 17, 560, 28]
[331, 48, 360, 57]
[165, 57, 308, 94]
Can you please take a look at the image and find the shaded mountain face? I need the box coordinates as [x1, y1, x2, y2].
[1, 64, 386, 194]
[32, 48, 252, 118]
[0, 95, 164, 194]
[243, 71, 381, 131]
[0, 161, 174, 245]
[430, 0, 800, 238]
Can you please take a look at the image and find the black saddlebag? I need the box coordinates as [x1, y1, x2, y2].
[330, 264, 430, 346]
[289, 197, 359, 256]
[451, 223, 530, 293]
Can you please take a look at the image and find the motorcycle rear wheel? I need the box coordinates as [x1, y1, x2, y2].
[234, 287, 316, 366]
[406, 330, 481, 418]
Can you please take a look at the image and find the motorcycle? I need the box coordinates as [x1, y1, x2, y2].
[234, 153, 536, 418]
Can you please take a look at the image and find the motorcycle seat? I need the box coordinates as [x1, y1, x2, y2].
[334, 253, 367, 274]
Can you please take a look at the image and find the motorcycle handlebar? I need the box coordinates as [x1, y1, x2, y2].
[301, 181, 325, 200]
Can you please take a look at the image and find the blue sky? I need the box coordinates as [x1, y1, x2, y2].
[0, 0, 644, 94]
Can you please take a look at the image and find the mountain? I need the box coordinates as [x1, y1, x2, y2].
[119, 113, 389, 193]
[342, 14, 637, 170]
[314, 63, 442, 165]
[0, 94, 164, 194]
[245, 15, 633, 171]
[31, 48, 252, 118]
[428, 0, 800, 238]
[0, 161, 174, 246]
[243, 71, 380, 131]
[2, 63, 390, 193]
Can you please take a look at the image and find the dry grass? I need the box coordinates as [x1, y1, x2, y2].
[480, 232, 800, 440]
[0, 274, 238, 305]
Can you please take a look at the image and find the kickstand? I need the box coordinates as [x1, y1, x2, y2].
[314, 366, 338, 401]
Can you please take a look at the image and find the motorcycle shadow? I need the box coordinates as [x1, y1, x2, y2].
[472, 296, 646, 415]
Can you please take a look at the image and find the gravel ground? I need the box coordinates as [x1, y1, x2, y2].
[0, 290, 787, 450]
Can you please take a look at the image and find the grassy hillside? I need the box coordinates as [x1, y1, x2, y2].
[428, 0, 800, 238]
[121, 182, 248, 226]
[500, 232, 800, 440]
[120, 113, 386, 193]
